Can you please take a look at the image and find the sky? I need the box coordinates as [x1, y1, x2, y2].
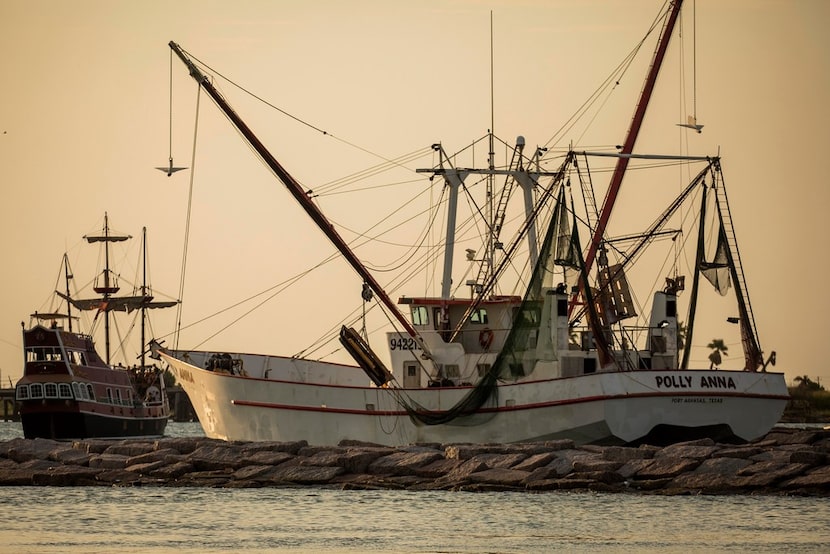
[1, 0, 829, 388]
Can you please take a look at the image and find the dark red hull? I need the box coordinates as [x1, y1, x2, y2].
[21, 406, 167, 440]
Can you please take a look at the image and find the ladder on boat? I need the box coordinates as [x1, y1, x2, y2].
[713, 163, 762, 354]
[576, 153, 600, 235]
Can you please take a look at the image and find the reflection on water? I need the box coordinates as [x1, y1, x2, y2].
[1, 485, 829, 553]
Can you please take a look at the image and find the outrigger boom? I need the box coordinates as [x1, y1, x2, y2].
[168, 41, 430, 359]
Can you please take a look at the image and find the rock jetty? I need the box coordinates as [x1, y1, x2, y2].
[1, 428, 828, 495]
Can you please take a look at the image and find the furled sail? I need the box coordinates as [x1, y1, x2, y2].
[57, 291, 177, 313]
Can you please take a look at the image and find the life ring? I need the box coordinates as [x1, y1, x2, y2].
[479, 328, 494, 350]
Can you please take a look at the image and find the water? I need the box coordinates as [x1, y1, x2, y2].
[0, 420, 205, 441]
[1, 421, 829, 553]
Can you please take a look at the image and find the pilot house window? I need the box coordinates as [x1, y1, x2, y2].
[411, 306, 429, 326]
[469, 308, 488, 324]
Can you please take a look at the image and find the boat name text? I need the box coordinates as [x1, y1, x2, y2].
[655, 375, 736, 390]
[389, 337, 421, 351]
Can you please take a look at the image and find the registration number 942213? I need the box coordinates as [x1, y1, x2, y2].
[389, 337, 421, 351]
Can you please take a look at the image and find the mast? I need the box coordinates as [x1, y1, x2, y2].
[141, 227, 147, 370]
[63, 253, 73, 332]
[581, 0, 684, 281]
[168, 42, 420, 341]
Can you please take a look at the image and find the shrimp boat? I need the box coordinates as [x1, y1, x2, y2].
[15, 214, 176, 439]
[157, 0, 789, 446]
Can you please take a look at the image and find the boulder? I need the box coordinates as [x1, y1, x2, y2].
[367, 450, 443, 476]
[782, 465, 830, 491]
[103, 442, 157, 457]
[468, 467, 530, 487]
[633, 457, 701, 480]
[513, 452, 557, 472]
[4, 438, 60, 463]
[32, 465, 102, 486]
[89, 454, 130, 470]
[269, 464, 345, 485]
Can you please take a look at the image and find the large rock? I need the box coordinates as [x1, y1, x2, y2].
[153, 437, 209, 454]
[32, 465, 102, 486]
[468, 467, 530, 487]
[655, 439, 719, 460]
[103, 442, 157, 457]
[513, 452, 557, 472]
[4, 438, 60, 463]
[125, 448, 183, 467]
[602, 446, 656, 462]
[89, 453, 130, 470]
[269, 464, 345, 485]
[367, 450, 444, 476]
[150, 461, 194, 480]
[340, 448, 392, 474]
[188, 445, 248, 470]
[782, 465, 830, 491]
[48, 447, 93, 466]
[691, 457, 753, 475]
[242, 450, 295, 467]
[633, 457, 701, 479]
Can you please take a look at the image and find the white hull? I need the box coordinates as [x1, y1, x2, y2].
[161, 350, 788, 446]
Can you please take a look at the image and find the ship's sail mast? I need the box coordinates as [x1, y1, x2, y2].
[59, 215, 178, 367]
[84, 212, 130, 364]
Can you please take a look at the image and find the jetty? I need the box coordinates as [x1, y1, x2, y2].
[1, 428, 828, 495]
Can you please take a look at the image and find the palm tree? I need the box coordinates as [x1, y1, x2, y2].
[707, 338, 728, 369]
[677, 321, 687, 350]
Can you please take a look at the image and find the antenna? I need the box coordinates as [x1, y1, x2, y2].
[487, 11, 496, 285]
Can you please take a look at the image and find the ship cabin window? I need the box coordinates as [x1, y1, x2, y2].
[411, 306, 429, 326]
[44, 383, 58, 398]
[476, 363, 491, 377]
[59, 383, 72, 398]
[444, 364, 460, 378]
[72, 382, 82, 399]
[27, 347, 64, 363]
[15, 385, 29, 400]
[115, 389, 123, 405]
[29, 383, 43, 399]
[86, 384, 95, 401]
[469, 308, 488, 325]
[106, 388, 113, 404]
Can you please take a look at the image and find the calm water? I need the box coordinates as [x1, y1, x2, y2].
[1, 422, 829, 553]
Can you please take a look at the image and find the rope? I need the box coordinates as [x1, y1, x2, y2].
[173, 83, 201, 352]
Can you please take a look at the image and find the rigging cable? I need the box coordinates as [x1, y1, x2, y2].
[178, 47, 420, 174]
[168, 49, 173, 162]
[541, 1, 671, 156]
[173, 83, 201, 353]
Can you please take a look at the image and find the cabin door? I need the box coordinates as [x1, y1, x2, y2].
[403, 361, 420, 388]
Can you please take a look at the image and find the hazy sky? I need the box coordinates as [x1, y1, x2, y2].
[2, 0, 828, 387]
